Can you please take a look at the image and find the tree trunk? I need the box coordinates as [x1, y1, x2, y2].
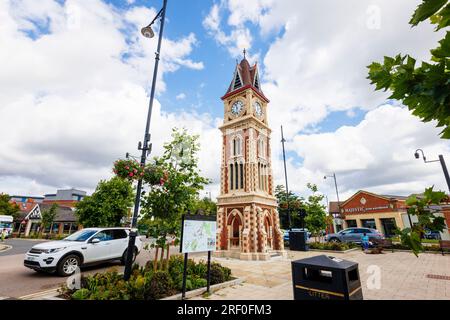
[165, 243, 170, 270]
[153, 246, 159, 272]
[160, 245, 165, 270]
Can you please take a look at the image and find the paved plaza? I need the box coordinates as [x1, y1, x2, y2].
[191, 250, 450, 300]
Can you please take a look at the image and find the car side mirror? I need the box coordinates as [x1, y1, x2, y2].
[91, 238, 100, 244]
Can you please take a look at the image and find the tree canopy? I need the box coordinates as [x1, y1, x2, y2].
[138, 128, 210, 269]
[368, 0, 450, 138]
[399, 186, 448, 256]
[274, 184, 304, 229]
[0, 193, 20, 219]
[75, 176, 135, 228]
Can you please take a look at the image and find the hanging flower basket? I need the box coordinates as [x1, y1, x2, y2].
[113, 159, 144, 181]
[143, 165, 169, 186]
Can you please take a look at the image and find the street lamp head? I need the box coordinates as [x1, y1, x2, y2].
[414, 152, 420, 159]
[323, 176, 327, 180]
[141, 25, 155, 38]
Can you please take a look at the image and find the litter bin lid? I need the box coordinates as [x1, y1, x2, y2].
[292, 255, 357, 269]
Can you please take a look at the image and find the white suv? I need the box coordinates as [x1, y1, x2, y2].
[24, 228, 143, 276]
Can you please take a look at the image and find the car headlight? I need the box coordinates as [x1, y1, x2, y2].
[44, 247, 66, 254]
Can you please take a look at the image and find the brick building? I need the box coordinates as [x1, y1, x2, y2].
[329, 190, 450, 240]
[215, 55, 285, 260]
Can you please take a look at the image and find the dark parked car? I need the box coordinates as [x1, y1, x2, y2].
[424, 230, 441, 240]
[325, 227, 384, 244]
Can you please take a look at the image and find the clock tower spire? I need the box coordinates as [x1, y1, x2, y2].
[215, 55, 285, 260]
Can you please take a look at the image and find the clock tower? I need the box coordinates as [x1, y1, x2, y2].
[215, 55, 285, 260]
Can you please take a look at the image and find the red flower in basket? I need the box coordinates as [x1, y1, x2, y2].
[125, 166, 130, 170]
[160, 178, 165, 186]
[129, 173, 134, 177]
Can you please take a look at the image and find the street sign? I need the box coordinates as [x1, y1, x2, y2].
[179, 213, 216, 300]
[180, 214, 216, 254]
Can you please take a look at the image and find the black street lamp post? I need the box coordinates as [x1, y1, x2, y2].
[414, 149, 450, 194]
[281, 125, 292, 230]
[123, 0, 168, 281]
[324, 173, 342, 219]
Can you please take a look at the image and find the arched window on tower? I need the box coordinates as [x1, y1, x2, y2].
[240, 163, 244, 189]
[232, 136, 242, 156]
[258, 139, 265, 158]
[229, 163, 234, 191]
[235, 162, 239, 190]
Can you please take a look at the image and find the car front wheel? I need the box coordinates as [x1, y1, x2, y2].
[329, 238, 340, 243]
[57, 254, 80, 277]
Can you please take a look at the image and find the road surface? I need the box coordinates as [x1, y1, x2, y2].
[0, 238, 180, 298]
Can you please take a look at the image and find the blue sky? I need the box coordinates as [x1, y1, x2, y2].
[1, 0, 449, 200]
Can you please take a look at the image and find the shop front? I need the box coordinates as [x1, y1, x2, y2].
[339, 191, 408, 237]
[14, 203, 81, 237]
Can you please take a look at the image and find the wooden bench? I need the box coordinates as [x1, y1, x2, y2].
[439, 240, 450, 256]
[373, 239, 394, 253]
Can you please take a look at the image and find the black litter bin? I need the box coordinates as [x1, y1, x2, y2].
[289, 230, 308, 251]
[291, 255, 363, 300]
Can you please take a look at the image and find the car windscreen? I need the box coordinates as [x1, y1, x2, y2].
[63, 229, 98, 242]
[0, 222, 12, 228]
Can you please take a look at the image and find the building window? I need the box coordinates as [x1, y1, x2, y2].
[346, 220, 357, 228]
[240, 163, 244, 189]
[235, 163, 239, 190]
[361, 219, 376, 229]
[230, 164, 234, 190]
[232, 137, 242, 156]
[63, 223, 71, 234]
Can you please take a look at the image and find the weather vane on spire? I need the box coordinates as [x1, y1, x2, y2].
[243, 48, 246, 59]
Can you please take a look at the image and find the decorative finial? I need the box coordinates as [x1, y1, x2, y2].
[243, 48, 246, 59]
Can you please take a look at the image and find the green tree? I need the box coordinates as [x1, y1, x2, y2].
[368, 0, 450, 138]
[140, 128, 210, 270]
[274, 185, 303, 229]
[40, 203, 58, 236]
[303, 183, 329, 242]
[76, 176, 134, 227]
[398, 186, 447, 256]
[0, 193, 20, 220]
[191, 196, 217, 214]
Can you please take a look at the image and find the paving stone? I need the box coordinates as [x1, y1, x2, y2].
[191, 250, 450, 300]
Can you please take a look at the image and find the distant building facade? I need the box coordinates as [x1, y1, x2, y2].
[328, 190, 450, 240]
[43, 188, 86, 208]
[10, 188, 87, 237]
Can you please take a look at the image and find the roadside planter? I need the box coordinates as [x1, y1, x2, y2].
[55, 255, 234, 300]
[307, 242, 359, 253]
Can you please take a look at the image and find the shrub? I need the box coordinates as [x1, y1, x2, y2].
[59, 256, 232, 300]
[308, 241, 357, 251]
[209, 264, 225, 285]
[72, 289, 91, 300]
[148, 271, 174, 299]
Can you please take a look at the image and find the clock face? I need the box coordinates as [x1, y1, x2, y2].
[253, 101, 263, 117]
[231, 101, 244, 116]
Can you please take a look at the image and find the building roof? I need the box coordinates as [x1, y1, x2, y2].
[221, 57, 269, 103]
[16, 203, 77, 223]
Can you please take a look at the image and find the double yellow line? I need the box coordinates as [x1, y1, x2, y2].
[18, 288, 60, 300]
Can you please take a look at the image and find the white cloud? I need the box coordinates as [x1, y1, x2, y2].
[203, 3, 254, 59]
[0, 0, 219, 197]
[176, 93, 186, 100]
[270, 105, 450, 199]
[205, 0, 450, 201]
